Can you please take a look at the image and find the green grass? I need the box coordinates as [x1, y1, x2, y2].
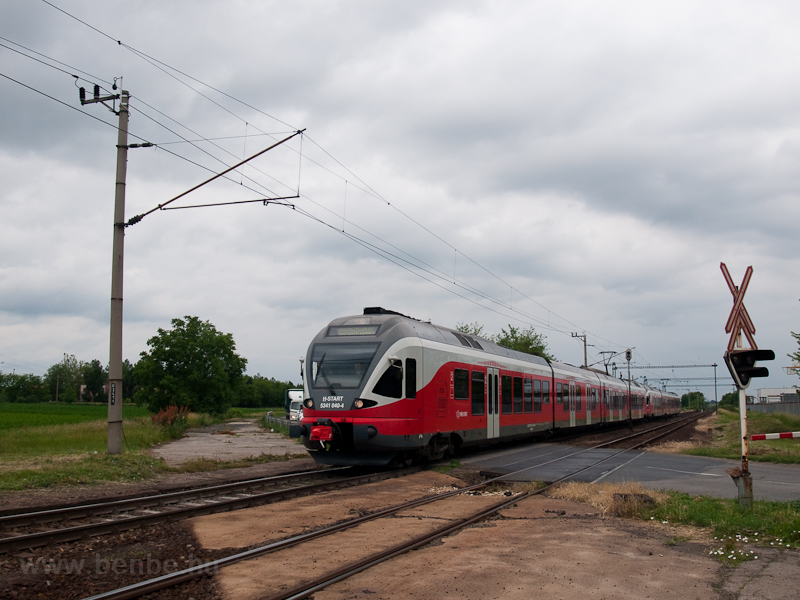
[0, 418, 172, 458]
[0, 452, 171, 491]
[0, 402, 150, 430]
[0, 403, 300, 492]
[684, 409, 800, 464]
[431, 459, 461, 474]
[641, 491, 800, 563]
[231, 406, 284, 418]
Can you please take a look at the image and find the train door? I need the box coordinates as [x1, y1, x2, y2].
[586, 385, 592, 426]
[569, 381, 576, 427]
[487, 367, 499, 439]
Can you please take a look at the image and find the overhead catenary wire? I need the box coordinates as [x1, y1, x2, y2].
[0, 61, 601, 349]
[128, 102, 283, 198]
[0, 37, 111, 87]
[287, 205, 563, 331]
[126, 129, 305, 226]
[35, 0, 640, 353]
[0, 70, 295, 209]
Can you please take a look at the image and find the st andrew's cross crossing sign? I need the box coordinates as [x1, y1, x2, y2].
[720, 263, 774, 389]
[720, 262, 756, 352]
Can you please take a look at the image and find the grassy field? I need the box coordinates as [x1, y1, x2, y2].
[0, 402, 150, 430]
[685, 408, 800, 464]
[0, 403, 292, 491]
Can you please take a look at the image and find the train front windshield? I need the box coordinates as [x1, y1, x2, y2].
[311, 343, 379, 390]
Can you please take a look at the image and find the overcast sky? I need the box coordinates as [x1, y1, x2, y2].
[1, 0, 798, 395]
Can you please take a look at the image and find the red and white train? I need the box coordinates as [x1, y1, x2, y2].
[299, 308, 681, 466]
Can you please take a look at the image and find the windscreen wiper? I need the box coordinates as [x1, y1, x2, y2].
[316, 353, 336, 396]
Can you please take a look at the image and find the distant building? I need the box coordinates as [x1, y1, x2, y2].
[756, 387, 799, 403]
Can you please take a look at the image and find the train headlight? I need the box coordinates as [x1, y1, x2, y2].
[354, 399, 364, 409]
[304, 398, 314, 409]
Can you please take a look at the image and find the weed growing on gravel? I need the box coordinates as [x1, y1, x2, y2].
[550, 481, 800, 565]
[431, 459, 461, 474]
[263, 418, 291, 437]
[177, 453, 309, 473]
[642, 491, 800, 548]
[549, 481, 669, 517]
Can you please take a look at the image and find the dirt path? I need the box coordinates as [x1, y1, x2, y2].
[148, 420, 304, 467]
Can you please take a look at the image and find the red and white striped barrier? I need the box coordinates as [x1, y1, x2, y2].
[750, 431, 800, 441]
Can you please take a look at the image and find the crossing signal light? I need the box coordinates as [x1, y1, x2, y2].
[724, 348, 775, 389]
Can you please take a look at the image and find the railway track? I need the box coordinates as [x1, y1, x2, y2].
[594, 410, 710, 449]
[79, 420, 702, 600]
[0, 414, 701, 557]
[0, 466, 422, 553]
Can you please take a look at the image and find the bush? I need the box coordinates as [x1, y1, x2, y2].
[150, 405, 190, 439]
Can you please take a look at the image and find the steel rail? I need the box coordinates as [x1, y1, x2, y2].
[79, 420, 693, 600]
[594, 411, 709, 450]
[0, 467, 347, 527]
[266, 429, 675, 600]
[0, 467, 415, 553]
[629, 411, 710, 449]
[593, 411, 708, 449]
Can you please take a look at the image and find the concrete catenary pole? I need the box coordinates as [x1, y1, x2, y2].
[626, 349, 632, 429]
[107, 90, 129, 454]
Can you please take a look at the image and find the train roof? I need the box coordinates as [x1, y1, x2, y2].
[327, 308, 548, 368]
[326, 308, 678, 398]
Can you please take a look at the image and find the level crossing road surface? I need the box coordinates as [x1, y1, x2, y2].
[463, 443, 800, 501]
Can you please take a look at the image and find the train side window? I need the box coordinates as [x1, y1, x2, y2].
[523, 378, 533, 413]
[543, 380, 550, 405]
[372, 362, 402, 399]
[405, 358, 417, 399]
[471, 371, 485, 416]
[556, 382, 563, 404]
[576, 386, 582, 412]
[533, 379, 542, 413]
[454, 369, 469, 400]
[513, 377, 523, 414]
[501, 376, 512, 414]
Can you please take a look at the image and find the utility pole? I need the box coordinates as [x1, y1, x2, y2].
[626, 348, 632, 429]
[80, 81, 128, 454]
[107, 89, 129, 454]
[713, 362, 718, 415]
[572, 332, 587, 368]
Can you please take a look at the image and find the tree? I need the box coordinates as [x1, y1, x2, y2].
[790, 331, 800, 383]
[134, 316, 247, 415]
[81, 359, 107, 402]
[719, 391, 738, 409]
[44, 353, 82, 403]
[0, 372, 48, 403]
[494, 325, 554, 361]
[456, 322, 485, 337]
[122, 359, 136, 401]
[681, 391, 706, 410]
[238, 374, 300, 408]
[456, 322, 555, 361]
